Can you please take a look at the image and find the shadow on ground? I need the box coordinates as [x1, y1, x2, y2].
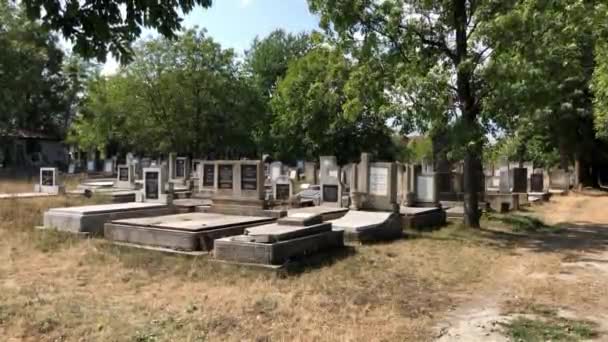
[416, 214, 608, 256]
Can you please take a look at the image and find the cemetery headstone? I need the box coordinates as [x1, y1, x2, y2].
[115, 164, 135, 189]
[139, 166, 170, 203]
[499, 169, 510, 193]
[530, 173, 544, 192]
[191, 159, 202, 179]
[319, 156, 343, 207]
[103, 158, 115, 175]
[512, 167, 528, 193]
[273, 175, 293, 202]
[35, 167, 64, 194]
[304, 161, 318, 184]
[269, 161, 283, 182]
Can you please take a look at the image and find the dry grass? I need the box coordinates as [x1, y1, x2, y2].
[1, 187, 607, 341]
[0, 196, 513, 341]
[0, 174, 89, 193]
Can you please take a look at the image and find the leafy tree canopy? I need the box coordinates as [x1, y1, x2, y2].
[23, 0, 212, 63]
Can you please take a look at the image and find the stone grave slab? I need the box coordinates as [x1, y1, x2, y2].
[214, 229, 343, 266]
[104, 212, 275, 251]
[288, 206, 349, 221]
[244, 222, 331, 243]
[331, 210, 402, 242]
[43, 202, 174, 235]
[277, 212, 323, 226]
[400, 206, 447, 230]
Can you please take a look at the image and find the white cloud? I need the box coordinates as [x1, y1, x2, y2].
[240, 0, 253, 8]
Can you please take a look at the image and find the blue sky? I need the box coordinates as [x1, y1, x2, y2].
[102, 0, 320, 74]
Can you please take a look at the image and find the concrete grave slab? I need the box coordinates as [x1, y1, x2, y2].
[214, 230, 344, 266]
[400, 206, 447, 230]
[288, 205, 349, 221]
[277, 212, 323, 226]
[331, 210, 402, 242]
[43, 202, 173, 235]
[245, 222, 331, 243]
[104, 212, 275, 251]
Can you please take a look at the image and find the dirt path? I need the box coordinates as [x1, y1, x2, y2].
[435, 193, 608, 341]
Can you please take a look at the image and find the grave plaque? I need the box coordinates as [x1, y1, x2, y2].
[531, 174, 544, 192]
[369, 166, 388, 196]
[118, 167, 129, 182]
[218, 165, 234, 189]
[145, 172, 159, 199]
[512, 168, 527, 193]
[241, 165, 258, 190]
[323, 185, 339, 203]
[41, 170, 54, 186]
[275, 184, 291, 201]
[203, 164, 215, 187]
[175, 159, 185, 178]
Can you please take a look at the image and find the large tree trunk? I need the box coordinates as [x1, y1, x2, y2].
[455, 0, 481, 227]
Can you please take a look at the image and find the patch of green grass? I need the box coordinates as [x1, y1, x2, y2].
[502, 304, 599, 341]
[502, 316, 598, 342]
[487, 213, 559, 233]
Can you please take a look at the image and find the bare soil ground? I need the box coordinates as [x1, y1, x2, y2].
[437, 191, 608, 341]
[1, 181, 608, 341]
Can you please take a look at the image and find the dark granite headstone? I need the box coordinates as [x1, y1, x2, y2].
[218, 164, 233, 189]
[512, 168, 527, 193]
[118, 167, 129, 181]
[175, 159, 185, 178]
[41, 170, 54, 186]
[145, 171, 159, 199]
[241, 165, 258, 190]
[323, 185, 338, 203]
[275, 183, 290, 201]
[531, 174, 544, 192]
[203, 164, 215, 187]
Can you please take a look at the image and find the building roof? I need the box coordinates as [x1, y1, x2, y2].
[0, 129, 60, 140]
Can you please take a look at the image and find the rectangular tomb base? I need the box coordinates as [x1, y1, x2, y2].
[485, 192, 520, 212]
[214, 230, 344, 266]
[43, 203, 174, 235]
[104, 213, 276, 252]
[332, 211, 403, 243]
[401, 206, 447, 230]
[528, 192, 551, 202]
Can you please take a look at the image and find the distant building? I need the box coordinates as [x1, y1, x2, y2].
[0, 129, 68, 169]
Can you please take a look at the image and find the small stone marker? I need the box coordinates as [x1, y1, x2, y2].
[273, 175, 293, 202]
[115, 164, 135, 189]
[140, 166, 170, 203]
[35, 167, 64, 194]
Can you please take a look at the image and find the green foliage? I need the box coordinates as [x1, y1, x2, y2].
[593, 41, 608, 139]
[244, 29, 313, 153]
[0, 0, 67, 136]
[408, 136, 433, 164]
[71, 29, 263, 156]
[270, 46, 394, 163]
[245, 29, 312, 97]
[23, 0, 212, 63]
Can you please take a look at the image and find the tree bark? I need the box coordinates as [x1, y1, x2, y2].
[454, 0, 481, 227]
